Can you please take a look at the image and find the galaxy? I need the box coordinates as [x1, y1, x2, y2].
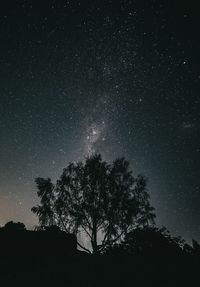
[0, 0, 199, 243]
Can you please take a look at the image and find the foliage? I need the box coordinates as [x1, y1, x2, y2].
[2, 221, 26, 231]
[122, 226, 184, 256]
[32, 154, 155, 253]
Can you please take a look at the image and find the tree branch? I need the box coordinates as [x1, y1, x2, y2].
[98, 230, 125, 252]
[76, 241, 91, 254]
[81, 224, 92, 239]
[59, 214, 91, 253]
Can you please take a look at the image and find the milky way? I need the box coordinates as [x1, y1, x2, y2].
[0, 1, 199, 243]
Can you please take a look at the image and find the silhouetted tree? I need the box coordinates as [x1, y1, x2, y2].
[32, 154, 155, 253]
[122, 226, 184, 256]
[191, 239, 200, 256]
[2, 221, 26, 231]
[43, 225, 62, 232]
[103, 226, 184, 257]
[183, 242, 194, 255]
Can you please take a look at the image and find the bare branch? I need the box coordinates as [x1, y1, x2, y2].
[77, 241, 91, 254]
[81, 224, 92, 239]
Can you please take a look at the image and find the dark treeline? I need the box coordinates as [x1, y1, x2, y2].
[0, 154, 199, 286]
[0, 221, 199, 286]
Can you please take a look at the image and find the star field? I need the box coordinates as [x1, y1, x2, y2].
[0, 0, 199, 242]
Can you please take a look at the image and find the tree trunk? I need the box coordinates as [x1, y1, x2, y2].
[92, 223, 98, 254]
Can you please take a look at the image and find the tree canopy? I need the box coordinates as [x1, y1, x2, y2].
[123, 226, 184, 256]
[2, 221, 26, 231]
[32, 154, 155, 253]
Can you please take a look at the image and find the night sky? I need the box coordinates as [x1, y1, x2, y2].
[0, 0, 199, 243]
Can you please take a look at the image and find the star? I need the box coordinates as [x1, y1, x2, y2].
[181, 122, 195, 129]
